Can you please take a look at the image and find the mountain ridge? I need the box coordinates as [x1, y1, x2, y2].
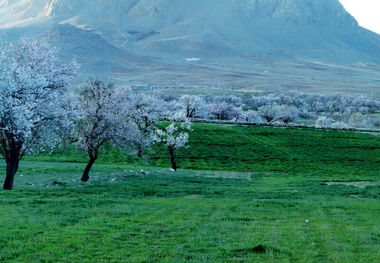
[0, 0, 379, 97]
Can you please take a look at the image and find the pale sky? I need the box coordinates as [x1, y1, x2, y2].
[339, 0, 380, 34]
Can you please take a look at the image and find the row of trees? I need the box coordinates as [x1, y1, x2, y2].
[0, 40, 191, 190]
[166, 92, 379, 128]
[75, 79, 192, 183]
[1, 39, 379, 189]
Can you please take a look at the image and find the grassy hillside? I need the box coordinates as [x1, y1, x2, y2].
[28, 124, 380, 179]
[152, 124, 380, 179]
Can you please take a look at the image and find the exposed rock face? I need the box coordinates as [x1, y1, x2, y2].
[0, 0, 358, 27]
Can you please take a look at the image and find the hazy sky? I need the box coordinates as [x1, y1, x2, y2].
[339, 0, 380, 34]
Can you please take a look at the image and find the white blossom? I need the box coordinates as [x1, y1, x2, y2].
[315, 116, 336, 128]
[258, 104, 282, 123]
[178, 95, 207, 118]
[119, 93, 165, 157]
[209, 102, 240, 120]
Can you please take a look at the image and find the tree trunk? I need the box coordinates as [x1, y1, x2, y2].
[137, 145, 143, 158]
[190, 109, 196, 118]
[169, 147, 177, 171]
[81, 157, 97, 182]
[186, 108, 191, 118]
[3, 158, 20, 190]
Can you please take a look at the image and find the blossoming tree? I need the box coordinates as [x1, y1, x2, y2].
[0, 39, 78, 190]
[123, 93, 165, 158]
[154, 120, 192, 171]
[178, 95, 206, 118]
[75, 78, 129, 182]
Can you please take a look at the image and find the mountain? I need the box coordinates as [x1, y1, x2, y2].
[0, 0, 379, 97]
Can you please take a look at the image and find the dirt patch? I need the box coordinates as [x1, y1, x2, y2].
[184, 195, 201, 199]
[252, 245, 266, 253]
[323, 181, 378, 189]
[204, 171, 253, 181]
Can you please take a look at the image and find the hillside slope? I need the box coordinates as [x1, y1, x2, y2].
[0, 0, 379, 97]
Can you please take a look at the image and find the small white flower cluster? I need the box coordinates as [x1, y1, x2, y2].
[154, 120, 192, 150]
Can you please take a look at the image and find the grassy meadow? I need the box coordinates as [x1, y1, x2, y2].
[1, 124, 379, 262]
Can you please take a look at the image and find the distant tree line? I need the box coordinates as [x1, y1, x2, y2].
[165, 92, 379, 129]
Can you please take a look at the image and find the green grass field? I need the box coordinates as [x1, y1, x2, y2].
[1, 124, 379, 262]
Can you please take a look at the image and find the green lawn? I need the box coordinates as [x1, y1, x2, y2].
[28, 124, 380, 179]
[1, 124, 379, 262]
